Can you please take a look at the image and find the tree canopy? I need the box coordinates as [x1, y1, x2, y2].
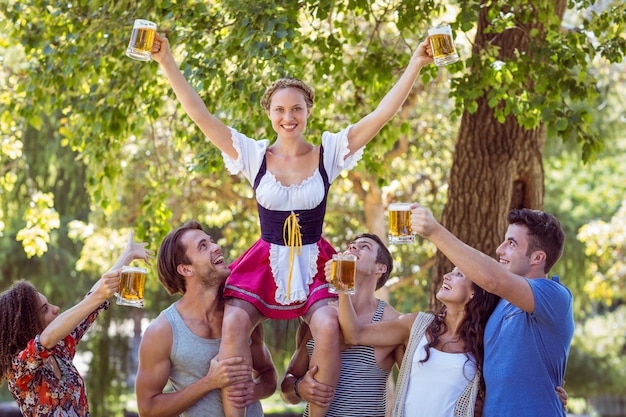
[1, 0, 625, 414]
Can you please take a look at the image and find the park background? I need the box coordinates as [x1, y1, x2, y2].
[1, 0, 625, 416]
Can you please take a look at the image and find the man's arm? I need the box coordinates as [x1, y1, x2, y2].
[250, 324, 278, 399]
[280, 323, 334, 408]
[411, 204, 536, 312]
[136, 315, 251, 417]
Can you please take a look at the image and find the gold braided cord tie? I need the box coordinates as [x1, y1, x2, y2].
[283, 212, 303, 301]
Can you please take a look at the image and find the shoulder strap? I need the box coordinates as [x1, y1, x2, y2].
[372, 299, 386, 323]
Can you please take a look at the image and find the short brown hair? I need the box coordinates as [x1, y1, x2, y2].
[157, 220, 204, 295]
[353, 233, 393, 290]
[507, 208, 565, 273]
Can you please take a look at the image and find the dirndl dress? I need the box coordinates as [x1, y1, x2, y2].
[221, 126, 364, 319]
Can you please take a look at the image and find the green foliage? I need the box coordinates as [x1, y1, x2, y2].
[453, 0, 625, 162]
[544, 63, 626, 315]
[15, 192, 60, 257]
[1, 0, 626, 414]
[566, 306, 626, 396]
[578, 201, 626, 304]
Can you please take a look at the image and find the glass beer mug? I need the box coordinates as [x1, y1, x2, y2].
[116, 266, 147, 308]
[126, 19, 157, 61]
[329, 253, 357, 295]
[428, 25, 460, 66]
[388, 203, 415, 244]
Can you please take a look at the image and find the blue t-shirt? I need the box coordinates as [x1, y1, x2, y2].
[483, 277, 574, 417]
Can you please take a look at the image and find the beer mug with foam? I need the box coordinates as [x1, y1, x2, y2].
[126, 19, 157, 61]
[428, 25, 459, 66]
[116, 266, 147, 308]
[329, 253, 357, 294]
[388, 203, 415, 244]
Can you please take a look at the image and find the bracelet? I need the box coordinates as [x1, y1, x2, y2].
[293, 376, 303, 399]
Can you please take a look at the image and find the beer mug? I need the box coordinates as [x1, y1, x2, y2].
[116, 266, 147, 308]
[388, 203, 415, 244]
[329, 253, 357, 295]
[126, 19, 157, 61]
[428, 25, 459, 66]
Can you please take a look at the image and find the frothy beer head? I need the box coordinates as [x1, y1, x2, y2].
[126, 19, 157, 61]
[388, 203, 415, 244]
[117, 266, 147, 308]
[428, 25, 459, 66]
[329, 253, 357, 294]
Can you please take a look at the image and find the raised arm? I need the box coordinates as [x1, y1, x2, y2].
[106, 231, 154, 273]
[39, 270, 119, 349]
[150, 34, 237, 159]
[40, 233, 153, 349]
[410, 204, 536, 312]
[346, 39, 433, 155]
[337, 293, 414, 347]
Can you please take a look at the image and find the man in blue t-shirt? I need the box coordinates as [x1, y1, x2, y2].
[410, 206, 574, 417]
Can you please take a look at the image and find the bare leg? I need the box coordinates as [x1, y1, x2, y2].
[220, 299, 264, 417]
[305, 299, 341, 417]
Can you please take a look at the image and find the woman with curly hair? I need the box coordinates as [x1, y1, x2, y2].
[0, 234, 153, 417]
[149, 30, 434, 417]
[338, 267, 500, 417]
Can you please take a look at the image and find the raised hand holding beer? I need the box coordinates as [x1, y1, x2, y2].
[111, 231, 154, 308]
[329, 253, 357, 294]
[428, 24, 459, 66]
[409, 203, 440, 238]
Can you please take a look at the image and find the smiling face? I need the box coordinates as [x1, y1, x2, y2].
[436, 268, 475, 307]
[37, 293, 60, 329]
[266, 87, 311, 139]
[495, 224, 535, 276]
[178, 229, 231, 288]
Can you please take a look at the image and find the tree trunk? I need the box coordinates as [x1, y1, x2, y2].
[430, 0, 567, 305]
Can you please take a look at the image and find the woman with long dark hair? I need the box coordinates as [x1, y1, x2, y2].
[338, 267, 500, 417]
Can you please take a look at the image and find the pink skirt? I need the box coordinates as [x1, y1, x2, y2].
[223, 237, 337, 319]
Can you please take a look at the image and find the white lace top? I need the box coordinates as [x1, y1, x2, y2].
[221, 126, 364, 304]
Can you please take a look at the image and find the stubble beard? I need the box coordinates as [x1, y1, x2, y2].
[199, 266, 229, 289]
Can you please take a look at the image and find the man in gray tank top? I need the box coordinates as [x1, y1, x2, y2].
[280, 233, 404, 417]
[135, 221, 277, 417]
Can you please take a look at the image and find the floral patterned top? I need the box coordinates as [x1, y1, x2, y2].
[7, 300, 110, 417]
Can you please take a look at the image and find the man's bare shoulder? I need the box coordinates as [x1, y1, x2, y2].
[380, 302, 403, 321]
[141, 311, 173, 344]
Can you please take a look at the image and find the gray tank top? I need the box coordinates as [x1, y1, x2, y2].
[163, 304, 264, 417]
